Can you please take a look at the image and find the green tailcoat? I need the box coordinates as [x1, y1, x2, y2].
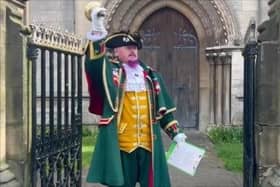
[85, 41, 179, 187]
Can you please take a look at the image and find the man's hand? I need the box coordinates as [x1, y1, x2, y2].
[87, 7, 108, 41]
[173, 133, 187, 146]
[91, 7, 107, 33]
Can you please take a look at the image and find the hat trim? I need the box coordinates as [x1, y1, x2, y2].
[104, 33, 137, 44]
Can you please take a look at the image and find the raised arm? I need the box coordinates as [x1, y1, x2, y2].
[84, 2, 108, 115]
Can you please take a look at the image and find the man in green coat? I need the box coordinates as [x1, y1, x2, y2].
[84, 2, 187, 187]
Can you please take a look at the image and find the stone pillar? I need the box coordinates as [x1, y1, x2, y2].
[221, 53, 232, 125]
[0, 0, 30, 186]
[207, 55, 216, 125]
[206, 46, 242, 128]
[0, 0, 6, 164]
[215, 55, 223, 125]
[256, 0, 280, 186]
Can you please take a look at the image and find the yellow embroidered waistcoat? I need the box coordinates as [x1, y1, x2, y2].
[118, 91, 152, 153]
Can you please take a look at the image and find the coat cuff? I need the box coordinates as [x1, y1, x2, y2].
[164, 120, 180, 139]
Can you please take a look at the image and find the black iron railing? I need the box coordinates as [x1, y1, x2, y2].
[28, 24, 84, 187]
[242, 19, 258, 187]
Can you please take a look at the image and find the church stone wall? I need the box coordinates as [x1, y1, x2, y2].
[231, 51, 244, 125]
[227, 0, 269, 38]
[29, 0, 76, 32]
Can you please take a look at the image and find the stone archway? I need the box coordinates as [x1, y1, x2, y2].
[103, 0, 240, 130]
[104, 0, 241, 45]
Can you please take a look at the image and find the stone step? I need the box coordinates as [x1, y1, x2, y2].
[0, 180, 20, 187]
[0, 163, 9, 172]
[0, 169, 16, 185]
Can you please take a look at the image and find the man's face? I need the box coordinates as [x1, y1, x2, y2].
[114, 45, 138, 63]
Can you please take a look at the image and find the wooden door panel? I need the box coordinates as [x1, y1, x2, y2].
[139, 8, 198, 128]
[172, 47, 197, 127]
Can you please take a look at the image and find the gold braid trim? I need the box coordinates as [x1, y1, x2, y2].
[89, 41, 106, 60]
[102, 59, 118, 112]
[104, 33, 136, 43]
[155, 107, 176, 120]
[164, 120, 178, 131]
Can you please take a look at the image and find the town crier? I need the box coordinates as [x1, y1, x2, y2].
[84, 2, 187, 187]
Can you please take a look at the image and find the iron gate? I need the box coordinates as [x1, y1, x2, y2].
[27, 24, 84, 187]
[242, 19, 258, 187]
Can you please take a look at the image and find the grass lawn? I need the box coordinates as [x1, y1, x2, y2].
[214, 142, 243, 172]
[208, 127, 243, 173]
[82, 128, 97, 168]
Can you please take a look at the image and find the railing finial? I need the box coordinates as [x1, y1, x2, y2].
[244, 18, 257, 44]
[28, 24, 86, 55]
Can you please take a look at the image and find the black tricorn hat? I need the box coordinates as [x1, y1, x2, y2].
[105, 31, 143, 49]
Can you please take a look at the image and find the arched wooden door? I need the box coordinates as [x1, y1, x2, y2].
[139, 8, 199, 128]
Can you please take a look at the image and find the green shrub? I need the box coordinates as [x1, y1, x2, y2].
[208, 126, 243, 144]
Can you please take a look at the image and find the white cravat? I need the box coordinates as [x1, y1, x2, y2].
[122, 63, 146, 91]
